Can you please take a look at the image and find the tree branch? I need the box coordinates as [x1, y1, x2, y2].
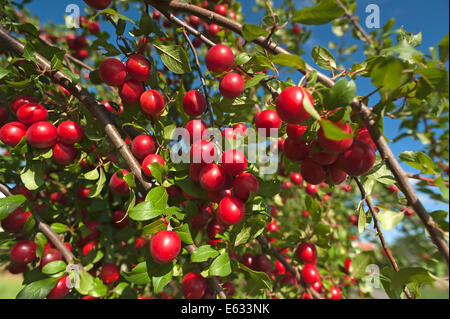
[334, 0, 374, 44]
[0, 182, 75, 265]
[145, 0, 449, 266]
[354, 177, 412, 299]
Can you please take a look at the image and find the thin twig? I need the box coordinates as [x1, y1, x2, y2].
[354, 177, 412, 299]
[335, 0, 373, 44]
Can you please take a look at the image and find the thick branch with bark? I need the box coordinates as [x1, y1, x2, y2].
[145, 0, 449, 266]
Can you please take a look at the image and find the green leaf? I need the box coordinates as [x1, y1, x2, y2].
[438, 33, 449, 62]
[349, 252, 374, 278]
[122, 262, 151, 285]
[377, 208, 404, 230]
[319, 120, 353, 141]
[83, 168, 99, 180]
[381, 39, 422, 63]
[93, 8, 136, 25]
[20, 161, 45, 190]
[209, 252, 232, 277]
[257, 179, 281, 197]
[0, 195, 26, 220]
[242, 24, 269, 41]
[245, 73, 270, 89]
[272, 53, 306, 70]
[390, 267, 435, 296]
[152, 267, 173, 294]
[42, 261, 67, 275]
[357, 205, 366, 234]
[294, 0, 345, 25]
[302, 93, 321, 120]
[154, 44, 192, 74]
[16, 277, 60, 299]
[312, 46, 337, 70]
[230, 217, 266, 247]
[324, 78, 357, 108]
[238, 262, 272, 291]
[0, 66, 10, 80]
[370, 57, 404, 90]
[129, 187, 168, 221]
[142, 219, 167, 235]
[399, 151, 436, 174]
[50, 223, 68, 234]
[89, 167, 106, 198]
[148, 162, 165, 184]
[173, 223, 194, 245]
[190, 245, 219, 263]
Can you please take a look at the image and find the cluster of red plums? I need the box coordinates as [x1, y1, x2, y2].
[0, 95, 84, 165]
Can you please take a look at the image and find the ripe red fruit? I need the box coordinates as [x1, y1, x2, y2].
[300, 158, 327, 185]
[241, 253, 254, 269]
[53, 142, 78, 165]
[207, 219, 226, 240]
[233, 173, 259, 201]
[185, 119, 207, 143]
[40, 248, 63, 269]
[1, 208, 31, 233]
[75, 49, 88, 60]
[0, 106, 8, 124]
[305, 184, 319, 196]
[199, 163, 225, 191]
[82, 240, 98, 256]
[219, 73, 245, 99]
[301, 263, 320, 285]
[84, 0, 111, 10]
[47, 277, 70, 299]
[10, 95, 38, 113]
[142, 154, 165, 178]
[357, 127, 377, 151]
[131, 135, 156, 160]
[326, 165, 347, 185]
[215, 4, 227, 16]
[283, 137, 311, 162]
[152, 10, 161, 20]
[140, 90, 165, 117]
[267, 220, 279, 232]
[77, 186, 91, 201]
[183, 90, 207, 116]
[191, 207, 210, 230]
[182, 273, 207, 299]
[0, 122, 27, 146]
[292, 24, 302, 35]
[109, 169, 131, 196]
[255, 109, 282, 137]
[119, 79, 144, 105]
[26, 121, 57, 149]
[221, 149, 247, 176]
[8, 263, 27, 274]
[403, 207, 414, 216]
[126, 54, 151, 82]
[99, 58, 126, 87]
[112, 210, 129, 229]
[297, 242, 317, 263]
[100, 264, 120, 285]
[229, 10, 237, 20]
[344, 258, 352, 274]
[16, 104, 48, 125]
[312, 280, 323, 292]
[10, 240, 37, 265]
[290, 172, 303, 185]
[189, 15, 201, 28]
[276, 86, 313, 124]
[318, 122, 354, 154]
[222, 281, 235, 296]
[150, 230, 181, 263]
[329, 286, 342, 299]
[349, 215, 358, 226]
[191, 139, 216, 164]
[189, 162, 206, 183]
[389, 184, 399, 193]
[253, 254, 273, 273]
[335, 140, 376, 176]
[57, 120, 84, 144]
[205, 44, 235, 74]
[208, 24, 221, 37]
[88, 21, 100, 33]
[216, 196, 245, 226]
[286, 124, 308, 142]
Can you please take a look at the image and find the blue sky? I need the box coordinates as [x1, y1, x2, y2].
[21, 1, 449, 242]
